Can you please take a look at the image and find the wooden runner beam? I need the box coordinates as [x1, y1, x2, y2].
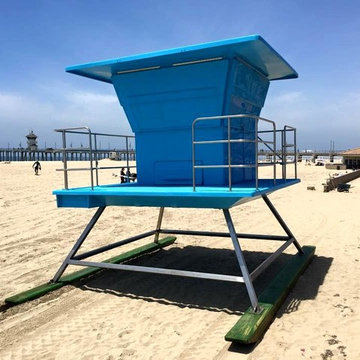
[225, 245, 315, 344]
[5, 237, 176, 306]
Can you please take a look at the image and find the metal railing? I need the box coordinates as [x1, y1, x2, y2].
[257, 126, 297, 179]
[282, 125, 297, 179]
[192, 114, 297, 191]
[55, 127, 135, 189]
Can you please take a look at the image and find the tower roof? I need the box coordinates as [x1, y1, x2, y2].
[66, 35, 298, 83]
[26, 130, 37, 139]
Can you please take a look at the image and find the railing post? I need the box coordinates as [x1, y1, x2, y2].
[273, 122, 276, 184]
[62, 130, 68, 190]
[281, 129, 286, 180]
[94, 134, 99, 186]
[228, 116, 232, 191]
[192, 120, 196, 191]
[126, 136, 130, 181]
[255, 118, 258, 190]
[55, 127, 135, 190]
[88, 130, 94, 189]
[191, 114, 281, 192]
[294, 128, 297, 179]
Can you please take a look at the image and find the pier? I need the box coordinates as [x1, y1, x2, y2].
[0, 148, 136, 162]
[259, 150, 344, 162]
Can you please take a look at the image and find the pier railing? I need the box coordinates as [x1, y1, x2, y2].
[55, 127, 135, 189]
[192, 115, 297, 191]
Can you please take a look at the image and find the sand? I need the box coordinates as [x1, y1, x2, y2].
[0, 160, 359, 360]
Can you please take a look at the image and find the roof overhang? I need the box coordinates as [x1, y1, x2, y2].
[66, 35, 298, 83]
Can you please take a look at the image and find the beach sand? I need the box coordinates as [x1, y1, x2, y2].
[0, 160, 359, 359]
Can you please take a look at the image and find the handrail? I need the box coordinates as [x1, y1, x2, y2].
[192, 114, 297, 191]
[55, 127, 135, 190]
[282, 125, 297, 179]
[192, 114, 277, 191]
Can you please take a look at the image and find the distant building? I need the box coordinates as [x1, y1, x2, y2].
[342, 147, 360, 169]
[26, 130, 38, 151]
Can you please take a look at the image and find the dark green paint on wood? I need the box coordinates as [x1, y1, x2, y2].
[5, 236, 176, 305]
[225, 245, 315, 344]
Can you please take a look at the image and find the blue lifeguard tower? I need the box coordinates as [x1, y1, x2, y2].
[47, 36, 314, 343]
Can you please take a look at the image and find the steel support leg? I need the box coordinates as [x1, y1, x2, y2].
[51, 206, 106, 283]
[154, 207, 165, 243]
[262, 194, 303, 254]
[223, 209, 260, 312]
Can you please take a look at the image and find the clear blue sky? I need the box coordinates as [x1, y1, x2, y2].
[1, 0, 359, 150]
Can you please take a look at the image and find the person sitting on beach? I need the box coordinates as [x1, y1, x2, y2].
[126, 169, 131, 182]
[120, 168, 126, 183]
[32, 161, 41, 175]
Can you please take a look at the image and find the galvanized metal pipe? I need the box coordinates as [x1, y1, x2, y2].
[61, 130, 68, 190]
[223, 209, 259, 312]
[194, 139, 256, 144]
[88, 130, 94, 189]
[273, 121, 276, 184]
[228, 116, 232, 191]
[250, 237, 295, 281]
[194, 164, 257, 169]
[262, 194, 303, 254]
[159, 229, 290, 241]
[126, 136, 130, 181]
[191, 114, 279, 194]
[73, 229, 157, 260]
[68, 259, 245, 283]
[255, 118, 259, 190]
[51, 206, 106, 283]
[94, 134, 99, 186]
[192, 120, 196, 191]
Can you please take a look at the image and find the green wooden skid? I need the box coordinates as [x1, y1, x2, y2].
[5, 236, 176, 306]
[225, 245, 316, 344]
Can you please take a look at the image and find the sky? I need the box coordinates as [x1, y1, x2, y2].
[1, 0, 360, 151]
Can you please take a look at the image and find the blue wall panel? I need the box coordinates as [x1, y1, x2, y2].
[112, 57, 269, 187]
[112, 59, 269, 186]
[112, 60, 229, 186]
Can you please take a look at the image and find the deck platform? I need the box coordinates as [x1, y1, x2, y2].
[53, 179, 300, 209]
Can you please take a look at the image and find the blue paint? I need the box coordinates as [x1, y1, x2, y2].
[53, 180, 300, 209]
[66, 35, 297, 82]
[54, 35, 299, 209]
[110, 47, 270, 186]
[112, 59, 232, 185]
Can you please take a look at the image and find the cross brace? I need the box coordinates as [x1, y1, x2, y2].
[51, 194, 303, 312]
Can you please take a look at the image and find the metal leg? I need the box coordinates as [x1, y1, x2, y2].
[223, 209, 260, 313]
[154, 207, 165, 243]
[51, 206, 106, 283]
[262, 194, 303, 254]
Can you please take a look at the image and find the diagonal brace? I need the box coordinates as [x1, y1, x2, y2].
[223, 209, 260, 313]
[51, 206, 106, 283]
[262, 194, 303, 254]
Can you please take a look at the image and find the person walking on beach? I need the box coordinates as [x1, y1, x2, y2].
[32, 160, 41, 175]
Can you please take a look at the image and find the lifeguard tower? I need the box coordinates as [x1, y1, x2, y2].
[26, 130, 38, 151]
[6, 35, 315, 343]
